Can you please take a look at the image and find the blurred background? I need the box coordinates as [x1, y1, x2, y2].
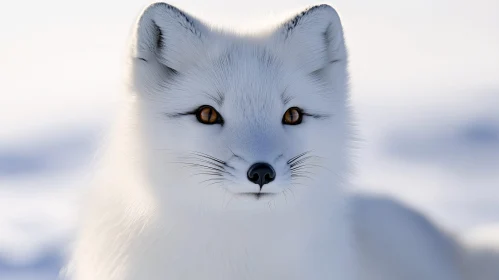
[0, 0, 498, 279]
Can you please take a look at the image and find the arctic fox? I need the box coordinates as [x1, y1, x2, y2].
[65, 2, 497, 280]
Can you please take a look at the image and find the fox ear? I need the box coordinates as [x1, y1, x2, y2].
[273, 5, 347, 73]
[132, 3, 209, 73]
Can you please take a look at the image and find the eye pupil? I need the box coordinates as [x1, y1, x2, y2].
[283, 107, 302, 125]
[197, 106, 222, 125]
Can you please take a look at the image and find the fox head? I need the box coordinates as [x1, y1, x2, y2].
[128, 3, 351, 215]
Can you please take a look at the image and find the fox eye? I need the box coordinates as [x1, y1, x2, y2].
[196, 105, 223, 125]
[282, 107, 303, 125]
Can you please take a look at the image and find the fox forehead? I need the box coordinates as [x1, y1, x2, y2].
[164, 45, 294, 112]
[205, 46, 288, 105]
[177, 44, 325, 104]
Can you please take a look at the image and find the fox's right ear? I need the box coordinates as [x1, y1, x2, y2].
[271, 5, 346, 75]
[131, 2, 209, 73]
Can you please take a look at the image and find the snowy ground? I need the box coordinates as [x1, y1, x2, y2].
[1, 0, 498, 279]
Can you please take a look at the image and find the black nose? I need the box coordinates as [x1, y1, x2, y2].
[247, 162, 276, 188]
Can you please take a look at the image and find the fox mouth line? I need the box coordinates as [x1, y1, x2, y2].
[239, 192, 276, 199]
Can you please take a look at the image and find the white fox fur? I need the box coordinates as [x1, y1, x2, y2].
[65, 2, 498, 280]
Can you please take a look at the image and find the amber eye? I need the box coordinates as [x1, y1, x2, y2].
[196, 105, 223, 125]
[282, 107, 303, 125]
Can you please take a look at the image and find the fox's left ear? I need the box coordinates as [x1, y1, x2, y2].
[273, 5, 347, 73]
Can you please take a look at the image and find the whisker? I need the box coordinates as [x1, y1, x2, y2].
[188, 158, 226, 170]
[193, 172, 224, 177]
[191, 152, 226, 165]
[186, 151, 236, 170]
[287, 151, 310, 164]
[291, 171, 314, 176]
[289, 156, 320, 167]
[290, 165, 316, 172]
[180, 163, 225, 173]
[200, 177, 225, 184]
[282, 189, 288, 204]
[287, 151, 324, 184]
[291, 172, 314, 178]
[291, 175, 313, 181]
